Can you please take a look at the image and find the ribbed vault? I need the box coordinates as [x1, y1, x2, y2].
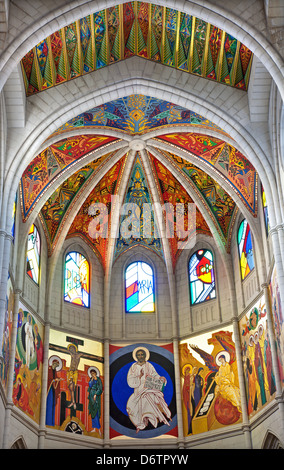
[18, 94, 260, 276]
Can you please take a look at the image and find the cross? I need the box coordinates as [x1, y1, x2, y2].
[60, 389, 84, 424]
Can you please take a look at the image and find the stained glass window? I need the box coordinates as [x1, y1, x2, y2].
[26, 224, 41, 284]
[237, 219, 255, 280]
[189, 249, 216, 305]
[125, 261, 155, 313]
[261, 185, 270, 235]
[64, 252, 90, 307]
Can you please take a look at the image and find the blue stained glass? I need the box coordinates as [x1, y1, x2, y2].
[125, 262, 155, 313]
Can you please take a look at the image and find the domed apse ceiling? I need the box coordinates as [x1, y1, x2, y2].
[20, 1, 253, 96]
[20, 95, 258, 271]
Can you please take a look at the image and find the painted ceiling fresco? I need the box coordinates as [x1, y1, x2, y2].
[20, 134, 118, 221]
[66, 156, 126, 270]
[21, 2, 253, 96]
[39, 152, 115, 253]
[151, 155, 211, 268]
[156, 133, 258, 216]
[156, 149, 238, 245]
[39, 146, 238, 263]
[58, 151, 213, 270]
[114, 155, 164, 262]
[48, 95, 227, 138]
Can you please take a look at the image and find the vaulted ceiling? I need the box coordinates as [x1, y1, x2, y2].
[20, 1, 253, 96]
[19, 94, 258, 271]
[17, 2, 259, 272]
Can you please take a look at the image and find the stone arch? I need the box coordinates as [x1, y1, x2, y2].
[10, 436, 27, 449]
[262, 430, 283, 449]
[0, 0, 283, 99]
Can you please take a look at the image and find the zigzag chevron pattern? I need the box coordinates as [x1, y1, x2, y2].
[21, 2, 253, 96]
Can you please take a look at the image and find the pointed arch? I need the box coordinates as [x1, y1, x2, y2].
[262, 431, 283, 449]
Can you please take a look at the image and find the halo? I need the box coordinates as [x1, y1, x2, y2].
[87, 366, 100, 378]
[249, 335, 254, 347]
[132, 346, 150, 362]
[16, 374, 23, 383]
[249, 307, 259, 329]
[215, 350, 230, 366]
[48, 355, 63, 371]
[182, 364, 192, 376]
[67, 343, 78, 352]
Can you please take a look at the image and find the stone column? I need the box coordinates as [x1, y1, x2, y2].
[232, 318, 253, 449]
[2, 287, 21, 449]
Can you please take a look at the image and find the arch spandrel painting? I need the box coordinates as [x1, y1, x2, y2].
[269, 267, 284, 388]
[239, 295, 276, 417]
[12, 303, 44, 424]
[179, 327, 242, 436]
[0, 275, 14, 393]
[46, 330, 104, 437]
[109, 343, 177, 439]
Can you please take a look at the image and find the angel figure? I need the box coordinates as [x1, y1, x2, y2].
[189, 332, 242, 415]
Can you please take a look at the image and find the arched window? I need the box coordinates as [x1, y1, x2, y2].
[26, 224, 41, 284]
[64, 252, 90, 307]
[189, 249, 216, 305]
[11, 192, 17, 241]
[237, 219, 255, 280]
[261, 185, 270, 235]
[125, 261, 155, 313]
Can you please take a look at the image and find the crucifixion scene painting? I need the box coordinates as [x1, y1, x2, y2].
[45, 329, 104, 437]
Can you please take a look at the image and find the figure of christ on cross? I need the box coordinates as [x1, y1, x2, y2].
[66, 344, 83, 410]
[49, 340, 104, 417]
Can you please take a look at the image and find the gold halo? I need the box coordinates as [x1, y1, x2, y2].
[67, 343, 78, 352]
[182, 364, 192, 376]
[132, 346, 150, 361]
[215, 350, 230, 366]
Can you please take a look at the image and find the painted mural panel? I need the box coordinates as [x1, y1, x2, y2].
[269, 267, 284, 388]
[0, 275, 14, 393]
[46, 330, 104, 437]
[21, 3, 253, 96]
[13, 302, 44, 423]
[109, 343, 177, 439]
[239, 295, 276, 417]
[179, 327, 242, 436]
